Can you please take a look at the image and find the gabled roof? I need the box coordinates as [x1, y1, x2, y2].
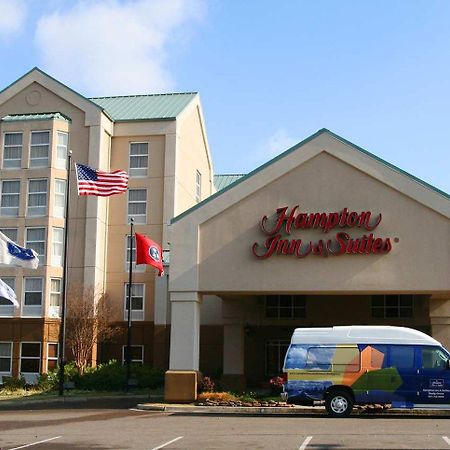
[214, 174, 245, 191]
[173, 128, 450, 223]
[90, 92, 197, 121]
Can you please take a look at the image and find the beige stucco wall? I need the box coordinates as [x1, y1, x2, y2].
[170, 132, 450, 296]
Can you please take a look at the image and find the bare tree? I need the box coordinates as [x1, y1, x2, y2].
[65, 286, 122, 374]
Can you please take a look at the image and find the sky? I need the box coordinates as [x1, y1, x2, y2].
[1, 0, 450, 194]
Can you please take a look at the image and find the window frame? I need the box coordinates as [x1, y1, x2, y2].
[22, 277, 44, 317]
[51, 227, 64, 267]
[26, 227, 46, 265]
[0, 278, 15, 317]
[19, 341, 41, 374]
[371, 295, 414, 319]
[127, 188, 147, 224]
[195, 170, 202, 203]
[3, 132, 23, 169]
[122, 345, 144, 365]
[49, 278, 62, 318]
[27, 178, 48, 217]
[129, 142, 149, 177]
[123, 283, 145, 321]
[54, 179, 66, 218]
[1, 179, 20, 217]
[265, 295, 306, 319]
[0, 342, 13, 377]
[46, 342, 59, 372]
[29, 130, 50, 167]
[56, 131, 68, 169]
[0, 228, 18, 243]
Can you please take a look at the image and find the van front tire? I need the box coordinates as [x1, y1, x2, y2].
[325, 390, 353, 417]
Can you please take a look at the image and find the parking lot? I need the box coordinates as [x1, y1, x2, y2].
[1, 407, 450, 449]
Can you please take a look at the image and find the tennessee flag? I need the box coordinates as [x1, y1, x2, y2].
[135, 233, 164, 276]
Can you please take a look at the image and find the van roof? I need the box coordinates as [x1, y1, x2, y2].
[290, 326, 441, 346]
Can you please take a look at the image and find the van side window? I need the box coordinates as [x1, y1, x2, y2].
[389, 345, 414, 369]
[422, 347, 447, 369]
[306, 346, 360, 372]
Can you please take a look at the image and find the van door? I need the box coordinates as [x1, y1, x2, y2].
[418, 346, 450, 404]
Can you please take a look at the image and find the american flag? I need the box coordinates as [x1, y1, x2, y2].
[75, 163, 128, 196]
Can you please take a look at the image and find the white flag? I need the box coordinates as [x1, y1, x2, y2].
[0, 231, 39, 269]
[0, 278, 18, 307]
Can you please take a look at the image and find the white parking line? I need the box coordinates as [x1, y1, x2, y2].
[443, 436, 450, 446]
[150, 436, 183, 450]
[10, 436, 62, 450]
[299, 435, 313, 450]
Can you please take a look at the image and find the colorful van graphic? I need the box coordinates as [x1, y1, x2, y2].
[282, 326, 450, 416]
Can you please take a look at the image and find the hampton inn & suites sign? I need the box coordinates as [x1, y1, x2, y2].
[252, 205, 396, 259]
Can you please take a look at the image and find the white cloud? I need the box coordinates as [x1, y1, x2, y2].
[35, 0, 205, 95]
[0, 0, 26, 40]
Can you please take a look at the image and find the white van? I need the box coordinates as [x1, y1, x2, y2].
[282, 326, 450, 416]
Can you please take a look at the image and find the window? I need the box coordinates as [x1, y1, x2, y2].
[1, 180, 20, 216]
[3, 132, 22, 168]
[49, 279, 62, 318]
[371, 295, 413, 318]
[196, 170, 202, 203]
[30, 131, 50, 167]
[47, 343, 59, 371]
[422, 347, 448, 370]
[56, 132, 68, 169]
[26, 228, 46, 265]
[265, 295, 306, 319]
[129, 142, 148, 177]
[28, 179, 48, 216]
[265, 340, 289, 376]
[54, 179, 66, 217]
[20, 342, 41, 373]
[122, 345, 144, 365]
[125, 235, 145, 272]
[127, 189, 147, 224]
[0, 228, 18, 242]
[52, 228, 64, 267]
[0, 342, 13, 377]
[389, 345, 414, 369]
[23, 278, 43, 316]
[124, 283, 145, 321]
[0, 278, 15, 317]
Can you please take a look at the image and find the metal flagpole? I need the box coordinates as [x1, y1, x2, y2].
[59, 151, 72, 396]
[125, 217, 134, 391]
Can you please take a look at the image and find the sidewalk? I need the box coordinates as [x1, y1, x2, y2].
[137, 402, 450, 417]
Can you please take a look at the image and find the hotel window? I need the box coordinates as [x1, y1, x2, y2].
[3, 132, 22, 168]
[47, 343, 59, 371]
[1, 180, 20, 217]
[0, 228, 18, 242]
[125, 235, 144, 272]
[0, 342, 13, 378]
[195, 170, 201, 203]
[23, 278, 43, 317]
[122, 345, 144, 365]
[56, 132, 68, 169]
[265, 295, 306, 319]
[124, 283, 145, 321]
[265, 340, 289, 376]
[28, 179, 48, 216]
[49, 279, 62, 319]
[20, 342, 41, 375]
[54, 179, 66, 217]
[0, 278, 15, 317]
[52, 227, 64, 266]
[128, 189, 147, 224]
[129, 142, 148, 177]
[26, 227, 46, 265]
[30, 131, 50, 167]
[371, 295, 413, 318]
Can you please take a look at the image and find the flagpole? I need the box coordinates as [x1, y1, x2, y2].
[59, 151, 72, 396]
[125, 217, 134, 391]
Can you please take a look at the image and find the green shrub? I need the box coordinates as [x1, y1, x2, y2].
[1, 376, 26, 391]
[37, 362, 81, 391]
[76, 360, 125, 391]
[131, 365, 164, 389]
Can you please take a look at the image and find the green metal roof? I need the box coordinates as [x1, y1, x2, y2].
[90, 93, 197, 121]
[172, 128, 450, 224]
[214, 174, 245, 191]
[2, 112, 71, 122]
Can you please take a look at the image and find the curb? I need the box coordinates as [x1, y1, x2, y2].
[136, 403, 450, 417]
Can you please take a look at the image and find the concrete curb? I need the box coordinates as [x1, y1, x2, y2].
[137, 403, 450, 417]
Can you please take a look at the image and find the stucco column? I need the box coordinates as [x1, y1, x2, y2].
[429, 297, 450, 350]
[221, 300, 246, 391]
[165, 291, 202, 402]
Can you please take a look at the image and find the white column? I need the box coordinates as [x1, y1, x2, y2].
[169, 291, 201, 371]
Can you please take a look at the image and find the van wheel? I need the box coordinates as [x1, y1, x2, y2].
[325, 390, 353, 417]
